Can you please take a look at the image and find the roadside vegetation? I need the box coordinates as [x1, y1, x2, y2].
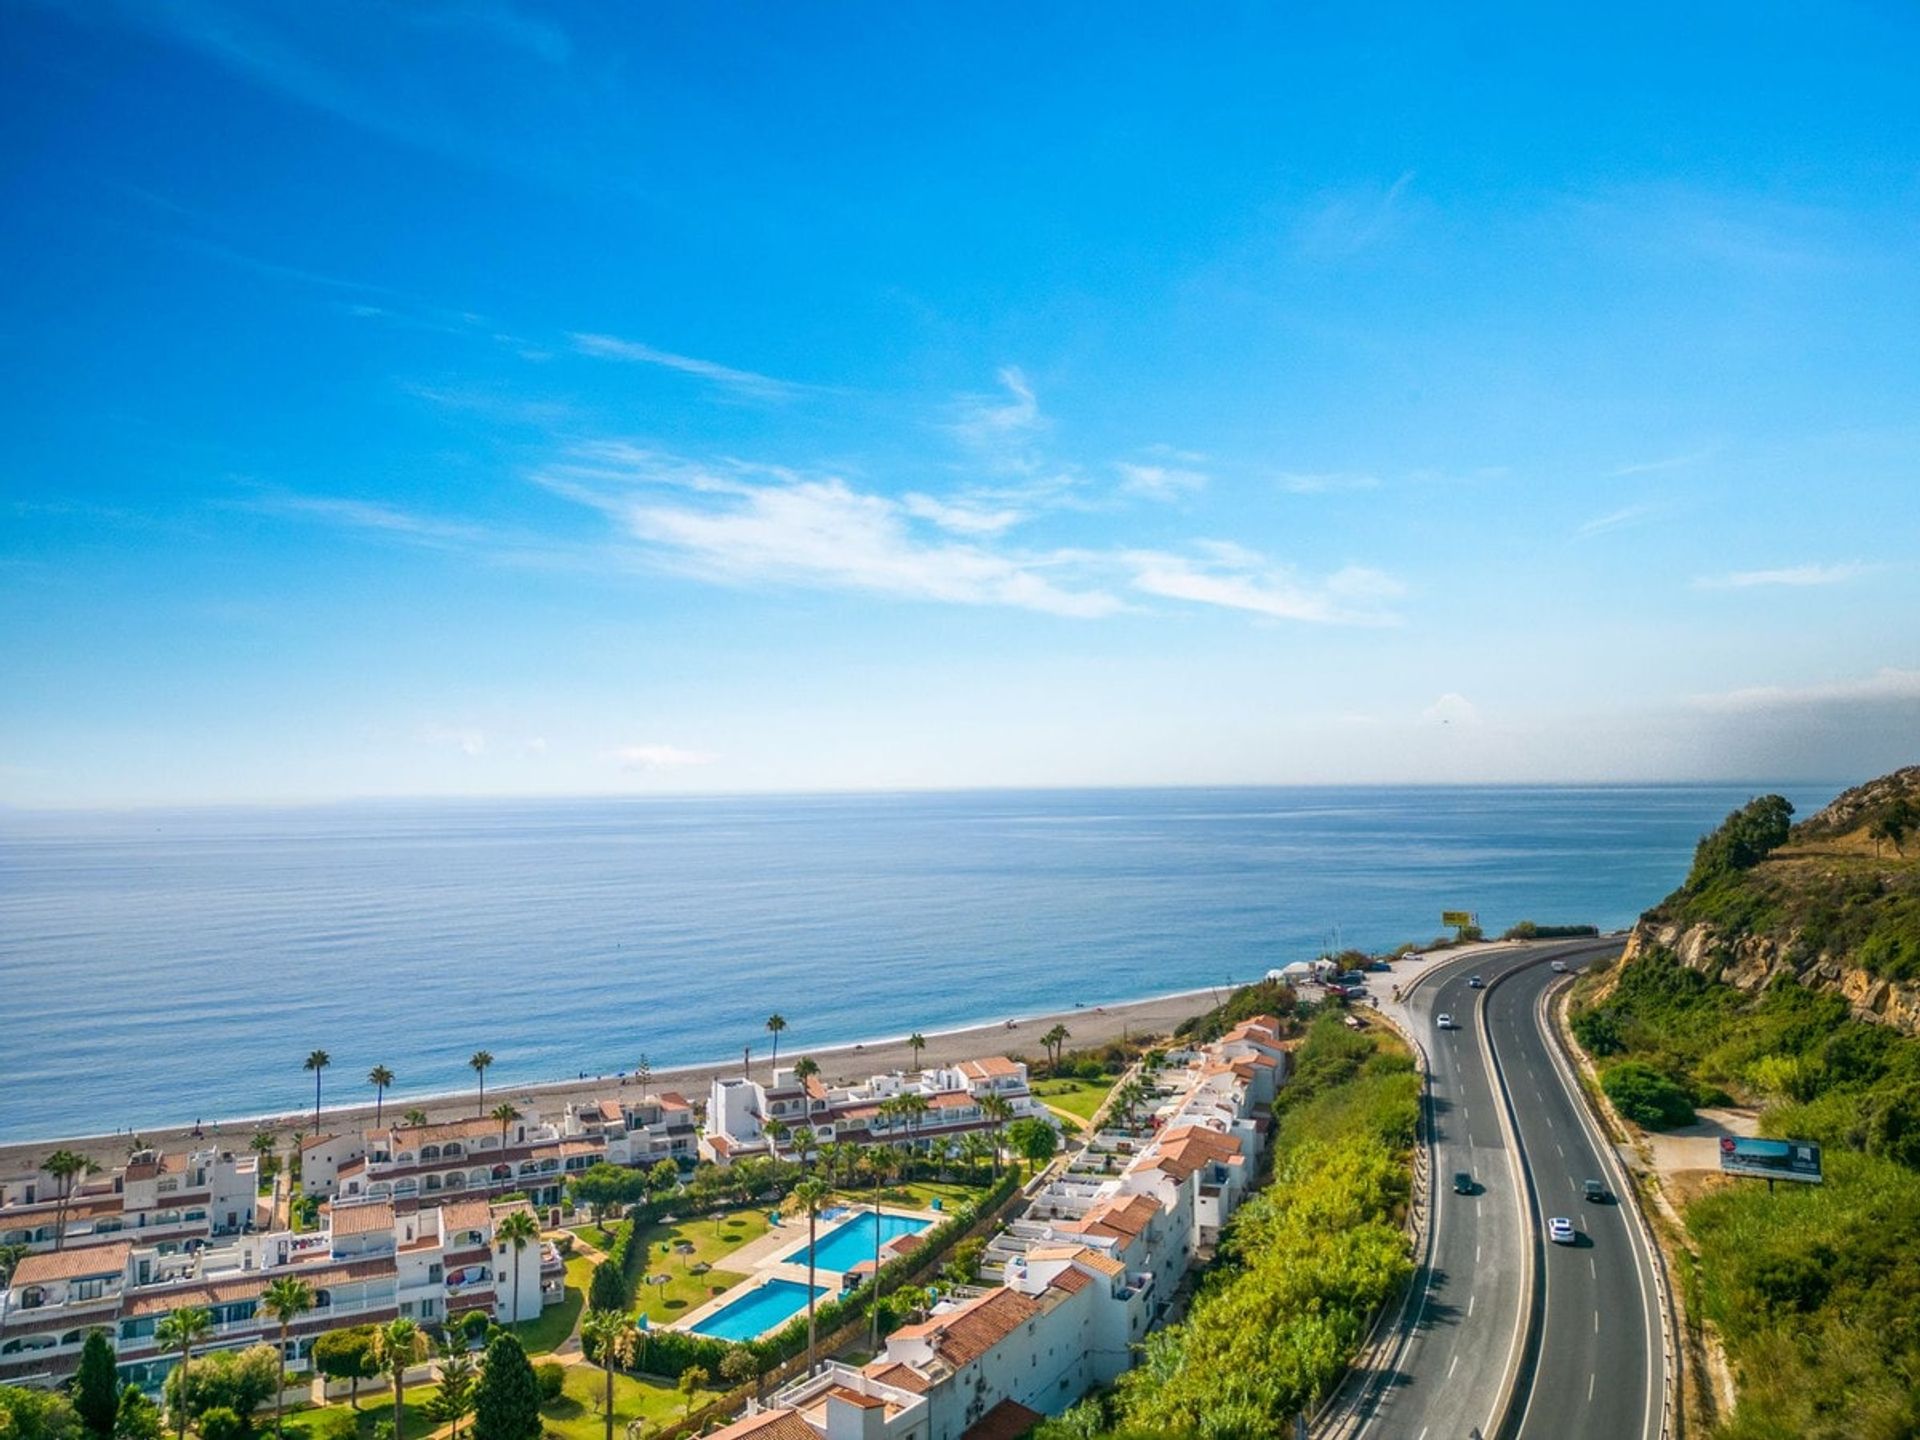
[1568, 776, 1920, 1439]
[1040, 1010, 1419, 1438]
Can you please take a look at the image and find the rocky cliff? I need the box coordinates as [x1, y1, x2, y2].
[1623, 765, 1920, 1033]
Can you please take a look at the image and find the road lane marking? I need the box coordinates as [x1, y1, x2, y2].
[1449, 1353, 1460, 1378]
[1476, 1244, 1482, 1264]
[1589, 1373, 1596, 1402]
[1594, 1309, 1600, 1333]
[1469, 1293, 1476, 1317]
[1590, 1258, 1597, 1279]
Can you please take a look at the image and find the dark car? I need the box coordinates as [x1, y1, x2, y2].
[1366, 959, 1393, 972]
[1583, 1179, 1612, 1203]
[1453, 1171, 1474, 1194]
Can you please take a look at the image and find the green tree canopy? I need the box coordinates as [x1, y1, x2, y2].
[470, 1334, 542, 1440]
[72, 1331, 120, 1440]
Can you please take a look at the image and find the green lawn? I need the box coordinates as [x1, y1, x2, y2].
[1031, 1074, 1119, 1123]
[567, 1222, 620, 1254]
[507, 1256, 588, 1355]
[541, 1359, 717, 1440]
[828, 1179, 986, 1212]
[283, 1385, 441, 1440]
[629, 1210, 769, 1326]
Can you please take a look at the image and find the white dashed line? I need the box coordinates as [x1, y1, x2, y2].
[1468, 1293, 1476, 1317]
[1448, 1353, 1460, 1378]
[1594, 1309, 1601, 1333]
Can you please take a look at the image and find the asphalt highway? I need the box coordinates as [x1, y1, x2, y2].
[1339, 939, 1661, 1440]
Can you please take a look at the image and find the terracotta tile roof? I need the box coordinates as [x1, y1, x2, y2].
[11, 1242, 130, 1285]
[957, 1056, 1023, 1080]
[1048, 1265, 1092, 1295]
[861, 1360, 931, 1394]
[963, 1398, 1044, 1440]
[442, 1198, 493, 1232]
[1023, 1243, 1125, 1278]
[886, 1232, 925, 1256]
[389, 1116, 516, 1146]
[803, 1076, 830, 1102]
[704, 1410, 818, 1440]
[330, 1201, 395, 1237]
[657, 1092, 692, 1110]
[827, 1386, 887, 1410]
[300, 1134, 340, 1152]
[1075, 1192, 1158, 1239]
[597, 1100, 624, 1122]
[891, 1287, 1039, 1369]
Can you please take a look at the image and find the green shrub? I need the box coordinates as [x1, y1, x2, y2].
[1601, 1061, 1696, 1129]
[533, 1362, 565, 1403]
[313, 1410, 359, 1440]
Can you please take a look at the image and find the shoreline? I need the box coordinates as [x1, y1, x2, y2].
[0, 983, 1227, 1170]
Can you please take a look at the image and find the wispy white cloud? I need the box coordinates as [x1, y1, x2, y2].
[1577, 502, 1661, 537]
[1692, 563, 1874, 590]
[1126, 548, 1405, 626]
[1115, 461, 1209, 500]
[420, 724, 487, 756]
[1609, 449, 1714, 477]
[571, 333, 806, 401]
[1275, 471, 1380, 495]
[1420, 693, 1480, 726]
[1297, 170, 1418, 258]
[602, 743, 718, 771]
[900, 493, 1026, 536]
[947, 367, 1050, 477]
[247, 493, 490, 548]
[1690, 667, 1920, 714]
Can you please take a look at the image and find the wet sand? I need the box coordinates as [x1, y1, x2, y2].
[0, 985, 1225, 1172]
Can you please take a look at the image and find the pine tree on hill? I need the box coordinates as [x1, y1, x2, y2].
[471, 1333, 543, 1440]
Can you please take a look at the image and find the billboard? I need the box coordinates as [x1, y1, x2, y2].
[1442, 910, 1476, 928]
[1719, 1135, 1822, 1184]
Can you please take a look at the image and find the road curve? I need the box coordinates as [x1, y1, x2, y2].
[1490, 958, 1665, 1440]
[1332, 939, 1658, 1440]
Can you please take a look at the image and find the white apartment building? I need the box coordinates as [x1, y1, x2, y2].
[709, 1018, 1291, 1440]
[703, 1058, 1051, 1166]
[0, 1147, 264, 1257]
[0, 1196, 551, 1392]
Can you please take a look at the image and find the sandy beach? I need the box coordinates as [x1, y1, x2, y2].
[0, 985, 1227, 1172]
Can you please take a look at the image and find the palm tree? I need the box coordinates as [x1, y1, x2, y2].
[490, 1103, 522, 1151]
[494, 1209, 540, 1323]
[787, 1179, 831, 1372]
[402, 1108, 428, 1128]
[958, 1131, 994, 1181]
[469, 1051, 494, 1114]
[43, 1149, 94, 1253]
[1042, 1024, 1071, 1074]
[899, 1093, 929, 1153]
[368, 1066, 395, 1126]
[303, 1051, 331, 1135]
[978, 1093, 1013, 1178]
[792, 1057, 821, 1126]
[580, 1311, 637, 1440]
[154, 1306, 212, 1440]
[765, 1015, 787, 1077]
[370, 1318, 428, 1440]
[261, 1277, 314, 1436]
[907, 1033, 927, 1072]
[791, 1124, 817, 1173]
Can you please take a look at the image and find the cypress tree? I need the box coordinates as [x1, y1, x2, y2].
[470, 1333, 542, 1440]
[74, 1330, 121, 1439]
[587, 1256, 629, 1314]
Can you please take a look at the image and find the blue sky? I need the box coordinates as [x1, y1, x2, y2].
[3, 1, 1918, 805]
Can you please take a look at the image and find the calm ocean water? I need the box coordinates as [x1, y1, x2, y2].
[0, 784, 1837, 1142]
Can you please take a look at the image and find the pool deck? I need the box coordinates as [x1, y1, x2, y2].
[672, 1203, 939, 1338]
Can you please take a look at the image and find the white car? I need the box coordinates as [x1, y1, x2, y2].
[1551, 960, 1569, 973]
[1436, 1013, 1456, 1030]
[1548, 1216, 1576, 1245]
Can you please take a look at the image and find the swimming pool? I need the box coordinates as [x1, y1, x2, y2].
[785, 1211, 934, 1273]
[688, 1278, 826, 1342]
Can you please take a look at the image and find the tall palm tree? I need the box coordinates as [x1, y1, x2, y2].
[303, 1051, 331, 1135]
[791, 1124, 817, 1173]
[490, 1103, 522, 1151]
[154, 1306, 212, 1440]
[906, 1033, 927, 1072]
[367, 1066, 395, 1126]
[43, 1149, 93, 1253]
[764, 1015, 787, 1077]
[1042, 1024, 1071, 1073]
[370, 1318, 428, 1440]
[978, 1093, 1013, 1179]
[792, 1057, 821, 1127]
[787, 1179, 831, 1372]
[898, 1093, 930, 1155]
[494, 1209, 540, 1323]
[469, 1052, 494, 1114]
[580, 1311, 637, 1440]
[260, 1276, 314, 1437]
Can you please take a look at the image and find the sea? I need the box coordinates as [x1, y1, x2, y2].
[0, 783, 1839, 1144]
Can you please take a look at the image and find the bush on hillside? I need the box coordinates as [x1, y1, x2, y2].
[1601, 1061, 1695, 1129]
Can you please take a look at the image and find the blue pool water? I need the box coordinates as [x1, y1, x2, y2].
[689, 1278, 825, 1342]
[788, 1212, 934, 1272]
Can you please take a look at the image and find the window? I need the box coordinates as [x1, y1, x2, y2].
[71, 1278, 108, 1301]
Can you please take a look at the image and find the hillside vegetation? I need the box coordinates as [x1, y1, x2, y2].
[1570, 767, 1920, 1439]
